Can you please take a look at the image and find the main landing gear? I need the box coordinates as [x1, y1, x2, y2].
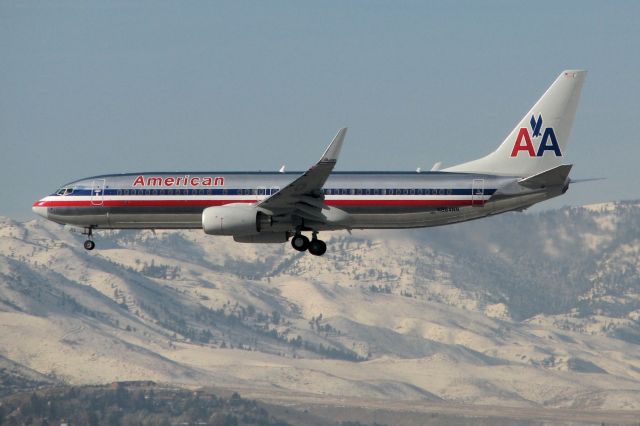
[83, 227, 95, 251]
[291, 232, 326, 256]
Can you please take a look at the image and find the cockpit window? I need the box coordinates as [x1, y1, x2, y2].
[56, 187, 74, 196]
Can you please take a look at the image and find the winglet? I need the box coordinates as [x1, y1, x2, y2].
[320, 127, 347, 162]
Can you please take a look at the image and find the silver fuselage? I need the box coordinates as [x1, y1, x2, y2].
[33, 171, 563, 232]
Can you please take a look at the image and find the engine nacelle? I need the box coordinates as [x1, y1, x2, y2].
[202, 204, 259, 235]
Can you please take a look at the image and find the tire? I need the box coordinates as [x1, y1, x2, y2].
[308, 239, 327, 256]
[291, 234, 309, 252]
[84, 240, 95, 251]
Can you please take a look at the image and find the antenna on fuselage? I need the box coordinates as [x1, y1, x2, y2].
[279, 165, 286, 173]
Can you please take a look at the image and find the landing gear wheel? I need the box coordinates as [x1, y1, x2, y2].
[308, 239, 327, 256]
[83, 240, 95, 251]
[291, 234, 310, 252]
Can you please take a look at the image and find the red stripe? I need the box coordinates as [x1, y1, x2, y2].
[37, 198, 479, 208]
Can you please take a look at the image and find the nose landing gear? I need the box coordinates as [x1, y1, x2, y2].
[83, 227, 95, 251]
[290, 231, 326, 256]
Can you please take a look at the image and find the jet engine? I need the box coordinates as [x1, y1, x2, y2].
[202, 204, 260, 235]
[202, 204, 287, 235]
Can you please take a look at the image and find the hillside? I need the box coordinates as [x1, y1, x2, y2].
[0, 201, 639, 413]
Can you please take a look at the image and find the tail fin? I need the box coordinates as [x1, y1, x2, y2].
[444, 70, 586, 177]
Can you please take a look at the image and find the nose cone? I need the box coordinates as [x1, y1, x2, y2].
[32, 201, 48, 219]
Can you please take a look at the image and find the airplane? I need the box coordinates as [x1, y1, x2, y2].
[33, 70, 586, 256]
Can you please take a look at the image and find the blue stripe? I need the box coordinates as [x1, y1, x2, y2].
[64, 188, 497, 197]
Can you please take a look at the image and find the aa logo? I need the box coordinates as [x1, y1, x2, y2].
[510, 115, 561, 157]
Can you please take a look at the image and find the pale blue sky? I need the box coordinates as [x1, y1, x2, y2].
[1, 1, 638, 218]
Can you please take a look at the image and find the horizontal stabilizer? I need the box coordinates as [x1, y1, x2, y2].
[518, 164, 572, 189]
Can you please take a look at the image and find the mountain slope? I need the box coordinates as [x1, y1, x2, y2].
[0, 201, 639, 409]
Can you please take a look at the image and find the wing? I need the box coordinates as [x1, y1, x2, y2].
[257, 128, 347, 222]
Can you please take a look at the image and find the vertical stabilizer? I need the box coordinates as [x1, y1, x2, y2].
[444, 70, 586, 177]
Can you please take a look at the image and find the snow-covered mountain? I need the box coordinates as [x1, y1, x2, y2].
[1, 201, 639, 410]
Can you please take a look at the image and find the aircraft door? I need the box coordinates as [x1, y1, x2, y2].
[471, 179, 485, 206]
[91, 178, 106, 206]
